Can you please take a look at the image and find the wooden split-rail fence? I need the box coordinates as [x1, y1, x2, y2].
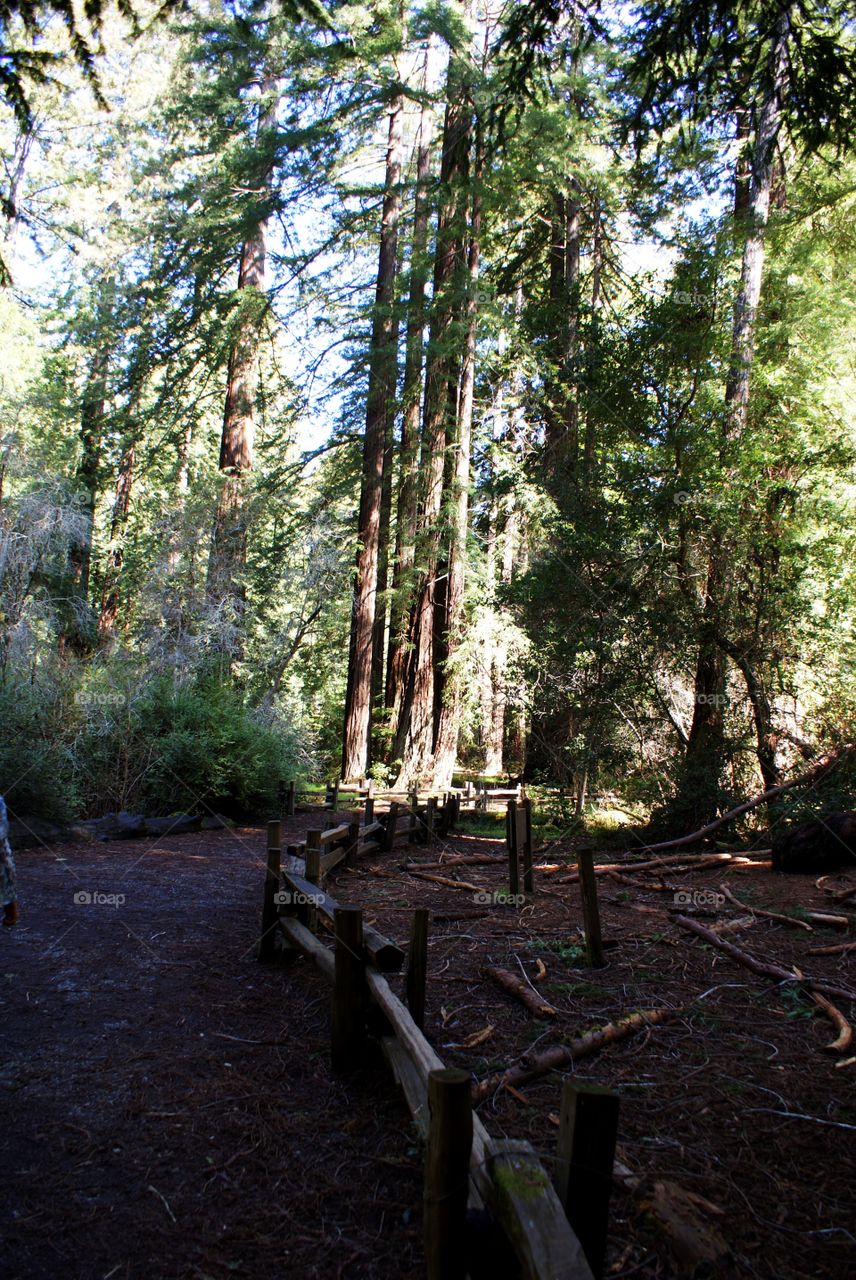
[278, 776, 525, 818]
[258, 788, 618, 1279]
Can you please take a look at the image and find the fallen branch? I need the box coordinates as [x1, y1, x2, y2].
[673, 914, 856, 1003]
[406, 870, 483, 893]
[472, 1008, 677, 1102]
[556, 852, 734, 884]
[484, 966, 558, 1019]
[743, 1108, 856, 1132]
[710, 914, 757, 936]
[611, 1152, 729, 1272]
[607, 871, 680, 892]
[605, 744, 854, 857]
[718, 883, 812, 931]
[807, 940, 856, 957]
[810, 992, 854, 1053]
[806, 911, 852, 928]
[405, 853, 504, 870]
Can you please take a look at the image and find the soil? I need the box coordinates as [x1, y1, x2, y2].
[2, 812, 855, 1279]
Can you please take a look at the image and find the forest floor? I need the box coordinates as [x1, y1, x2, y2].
[2, 815, 855, 1280]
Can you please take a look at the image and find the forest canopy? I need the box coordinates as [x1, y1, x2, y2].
[0, 0, 853, 830]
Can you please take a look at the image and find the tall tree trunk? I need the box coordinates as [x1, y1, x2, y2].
[1, 117, 34, 284]
[432, 121, 483, 790]
[671, 15, 789, 825]
[581, 193, 602, 490]
[723, 11, 788, 437]
[167, 420, 193, 577]
[61, 336, 110, 656]
[394, 44, 472, 785]
[207, 72, 279, 615]
[97, 438, 135, 641]
[386, 46, 436, 736]
[544, 178, 581, 484]
[341, 92, 404, 780]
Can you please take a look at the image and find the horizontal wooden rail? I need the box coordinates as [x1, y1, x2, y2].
[318, 822, 351, 846]
[280, 866, 404, 972]
[319, 844, 350, 877]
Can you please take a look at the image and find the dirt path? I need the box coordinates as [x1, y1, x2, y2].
[0, 824, 423, 1280]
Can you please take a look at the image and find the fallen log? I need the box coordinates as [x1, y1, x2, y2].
[483, 966, 558, 1019]
[472, 1008, 676, 1102]
[718, 883, 812, 931]
[673, 914, 856, 1003]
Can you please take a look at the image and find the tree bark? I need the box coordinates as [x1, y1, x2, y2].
[432, 121, 482, 790]
[61, 333, 110, 656]
[723, 11, 788, 438]
[393, 43, 472, 786]
[207, 71, 279, 614]
[341, 91, 404, 781]
[386, 47, 435, 737]
[97, 437, 135, 641]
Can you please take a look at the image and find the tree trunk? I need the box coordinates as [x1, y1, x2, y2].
[386, 47, 436, 737]
[61, 339, 110, 656]
[341, 92, 404, 781]
[432, 122, 483, 790]
[545, 178, 581, 484]
[394, 47, 472, 786]
[98, 438, 135, 641]
[207, 72, 279, 614]
[723, 11, 788, 437]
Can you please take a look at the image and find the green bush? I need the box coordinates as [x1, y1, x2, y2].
[73, 673, 301, 818]
[0, 678, 78, 821]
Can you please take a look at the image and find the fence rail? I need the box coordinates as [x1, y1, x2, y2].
[257, 794, 617, 1279]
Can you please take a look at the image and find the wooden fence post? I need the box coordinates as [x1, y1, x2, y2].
[405, 907, 429, 1030]
[331, 906, 366, 1072]
[425, 796, 436, 844]
[365, 779, 375, 825]
[507, 800, 520, 897]
[286, 779, 296, 816]
[346, 816, 360, 869]
[424, 1068, 472, 1280]
[258, 820, 281, 963]
[521, 797, 534, 896]
[577, 848, 604, 967]
[408, 791, 418, 843]
[304, 830, 322, 933]
[554, 1082, 619, 1279]
[384, 801, 400, 852]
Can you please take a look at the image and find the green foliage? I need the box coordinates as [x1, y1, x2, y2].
[80, 667, 305, 817]
[0, 675, 77, 819]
